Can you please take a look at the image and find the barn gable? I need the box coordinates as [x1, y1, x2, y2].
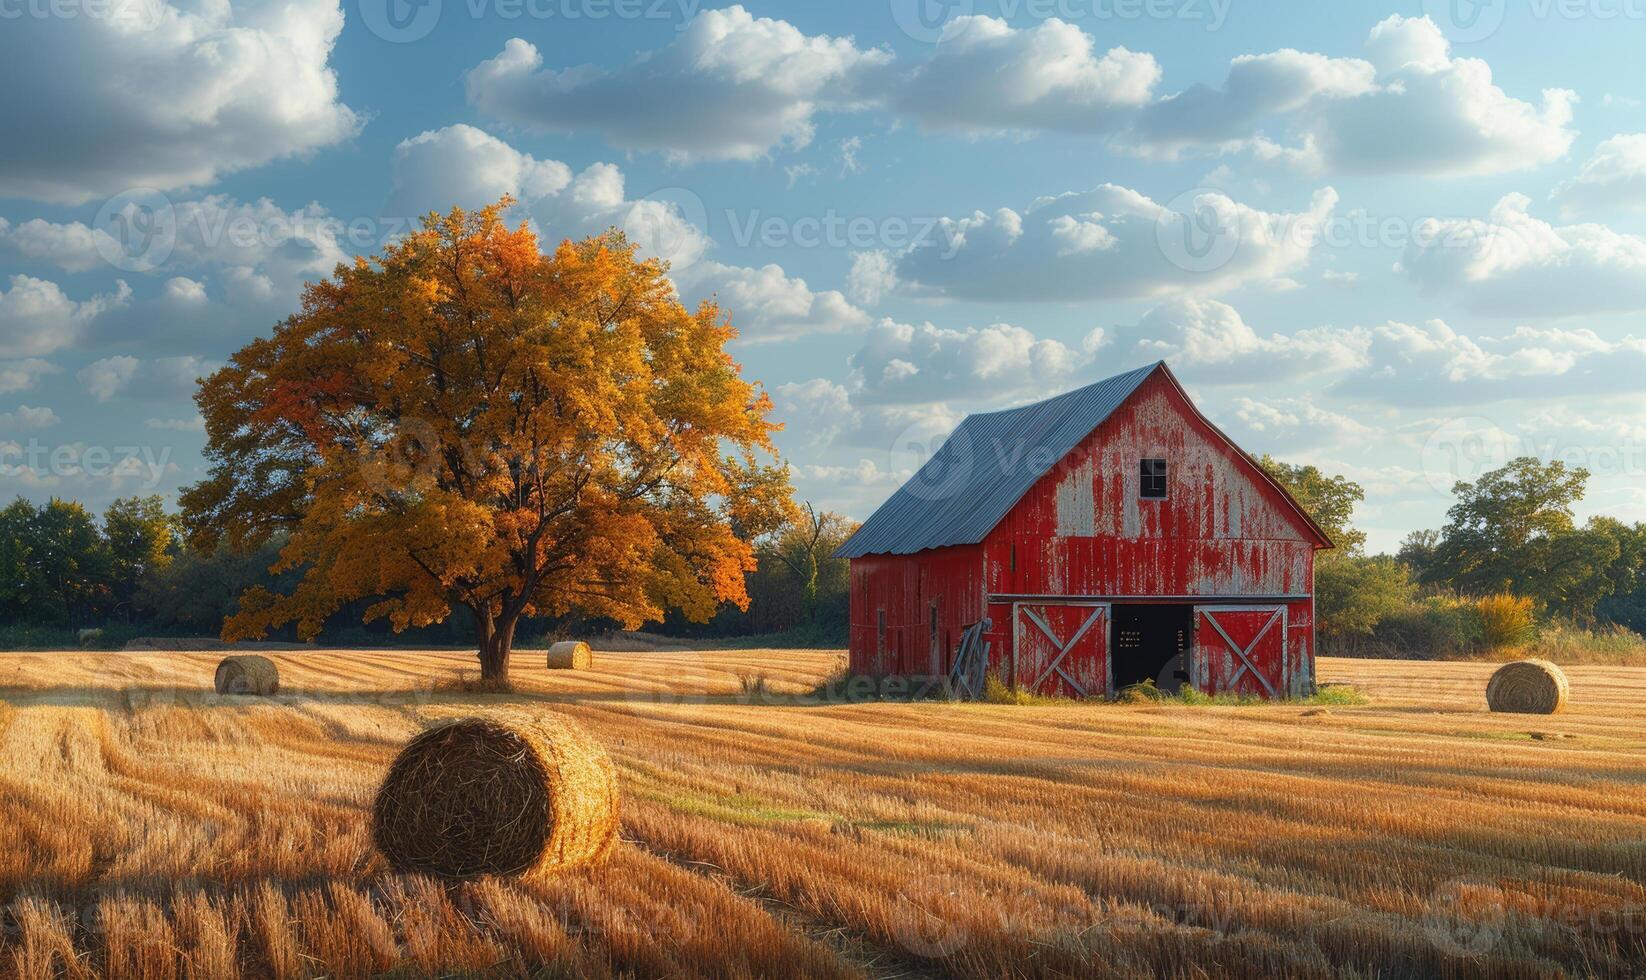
[835, 362, 1329, 560]
[834, 363, 1157, 559]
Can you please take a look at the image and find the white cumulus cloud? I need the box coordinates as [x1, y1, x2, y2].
[1134, 16, 1576, 177]
[1399, 193, 1646, 317]
[0, 0, 359, 204]
[893, 184, 1336, 302]
[1551, 134, 1646, 217]
[466, 6, 893, 162]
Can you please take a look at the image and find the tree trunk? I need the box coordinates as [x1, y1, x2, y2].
[478, 612, 518, 681]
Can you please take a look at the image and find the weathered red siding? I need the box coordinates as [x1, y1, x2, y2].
[846, 367, 1324, 697]
[848, 545, 987, 678]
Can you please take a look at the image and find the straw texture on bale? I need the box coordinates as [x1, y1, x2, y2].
[214, 655, 279, 696]
[1486, 659, 1570, 715]
[372, 714, 618, 879]
[546, 640, 593, 670]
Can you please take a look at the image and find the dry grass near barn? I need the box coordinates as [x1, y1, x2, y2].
[0, 649, 1643, 979]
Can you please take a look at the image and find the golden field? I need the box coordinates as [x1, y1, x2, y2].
[0, 648, 1643, 979]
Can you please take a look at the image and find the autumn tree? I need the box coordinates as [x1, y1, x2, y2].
[180, 201, 792, 679]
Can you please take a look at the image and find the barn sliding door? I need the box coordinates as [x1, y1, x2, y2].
[1194, 605, 1287, 698]
[1013, 602, 1110, 698]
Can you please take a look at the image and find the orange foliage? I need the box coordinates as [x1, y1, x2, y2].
[179, 200, 793, 676]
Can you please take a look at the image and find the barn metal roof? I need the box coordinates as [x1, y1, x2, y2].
[833, 362, 1161, 558]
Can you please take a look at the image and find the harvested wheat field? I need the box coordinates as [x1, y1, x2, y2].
[0, 649, 1643, 979]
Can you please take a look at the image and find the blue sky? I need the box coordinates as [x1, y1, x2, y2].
[3, 0, 1646, 552]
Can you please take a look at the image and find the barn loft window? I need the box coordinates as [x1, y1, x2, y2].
[1140, 458, 1168, 499]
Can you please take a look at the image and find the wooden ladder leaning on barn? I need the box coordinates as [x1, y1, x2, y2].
[947, 618, 993, 700]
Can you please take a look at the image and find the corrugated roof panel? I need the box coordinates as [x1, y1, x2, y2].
[834, 362, 1160, 558]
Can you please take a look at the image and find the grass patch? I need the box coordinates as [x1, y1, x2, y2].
[983, 676, 1074, 706]
[984, 675, 1369, 707]
[641, 784, 972, 839]
[641, 788, 834, 826]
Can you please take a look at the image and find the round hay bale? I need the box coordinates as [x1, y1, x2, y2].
[546, 640, 593, 671]
[372, 714, 618, 879]
[214, 655, 279, 696]
[1486, 659, 1569, 715]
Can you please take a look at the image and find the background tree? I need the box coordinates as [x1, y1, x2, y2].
[1422, 457, 1617, 617]
[1256, 455, 1366, 557]
[104, 495, 177, 622]
[180, 201, 791, 680]
[758, 502, 855, 625]
[135, 538, 289, 636]
[1314, 556, 1416, 638]
[1395, 529, 1441, 579]
[1596, 518, 1646, 633]
[0, 500, 42, 623]
[25, 499, 112, 626]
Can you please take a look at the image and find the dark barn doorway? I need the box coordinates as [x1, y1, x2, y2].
[1112, 604, 1192, 694]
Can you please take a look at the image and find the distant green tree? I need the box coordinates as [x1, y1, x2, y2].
[1315, 556, 1417, 638]
[1591, 517, 1646, 632]
[1423, 457, 1618, 617]
[25, 499, 112, 625]
[0, 499, 41, 621]
[104, 495, 177, 621]
[1395, 528, 1441, 579]
[1256, 455, 1367, 558]
[757, 503, 856, 625]
[136, 537, 287, 635]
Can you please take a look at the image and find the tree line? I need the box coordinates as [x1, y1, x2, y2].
[1261, 455, 1646, 657]
[0, 492, 858, 649]
[3, 454, 1639, 657]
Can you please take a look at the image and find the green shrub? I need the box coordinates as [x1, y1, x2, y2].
[1317, 555, 1417, 638]
[1333, 595, 1485, 660]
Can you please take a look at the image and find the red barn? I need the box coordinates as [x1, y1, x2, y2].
[834, 361, 1332, 699]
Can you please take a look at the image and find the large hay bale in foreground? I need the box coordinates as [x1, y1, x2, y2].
[214, 655, 279, 696]
[372, 715, 618, 879]
[1486, 659, 1569, 715]
[546, 640, 593, 670]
